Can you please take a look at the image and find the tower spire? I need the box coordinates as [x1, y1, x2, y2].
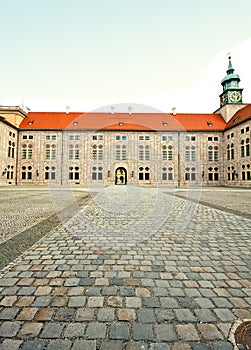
[219, 55, 243, 107]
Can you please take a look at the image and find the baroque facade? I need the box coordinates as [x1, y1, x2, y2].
[0, 58, 250, 187]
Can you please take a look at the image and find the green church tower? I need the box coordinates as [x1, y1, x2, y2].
[219, 56, 243, 107]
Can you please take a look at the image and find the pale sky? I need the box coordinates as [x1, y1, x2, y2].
[1, 0, 251, 113]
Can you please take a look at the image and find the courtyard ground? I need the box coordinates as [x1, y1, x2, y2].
[0, 186, 250, 349]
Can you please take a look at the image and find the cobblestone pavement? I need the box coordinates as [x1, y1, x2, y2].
[0, 189, 89, 244]
[171, 187, 251, 218]
[0, 186, 250, 349]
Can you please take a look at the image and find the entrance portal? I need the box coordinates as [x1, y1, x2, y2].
[115, 167, 127, 185]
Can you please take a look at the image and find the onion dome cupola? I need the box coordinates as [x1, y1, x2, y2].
[219, 55, 243, 107]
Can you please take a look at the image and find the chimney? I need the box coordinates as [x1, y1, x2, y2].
[111, 106, 115, 115]
[128, 106, 132, 115]
[172, 107, 176, 116]
[66, 106, 70, 115]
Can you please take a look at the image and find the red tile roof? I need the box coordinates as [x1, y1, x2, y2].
[226, 104, 251, 129]
[19, 112, 227, 131]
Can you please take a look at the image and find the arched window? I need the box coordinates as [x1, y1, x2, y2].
[45, 166, 56, 180]
[185, 146, 196, 161]
[69, 144, 80, 160]
[208, 167, 219, 181]
[139, 145, 150, 161]
[162, 167, 173, 181]
[92, 166, 103, 180]
[208, 145, 218, 161]
[138, 167, 150, 181]
[69, 166, 80, 180]
[92, 144, 103, 160]
[21, 166, 32, 180]
[185, 167, 196, 181]
[22, 144, 33, 159]
[116, 144, 127, 160]
[8, 141, 15, 158]
[45, 144, 56, 160]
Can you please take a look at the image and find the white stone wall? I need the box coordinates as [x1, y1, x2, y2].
[0, 121, 17, 186]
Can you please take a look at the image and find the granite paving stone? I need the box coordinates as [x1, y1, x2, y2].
[154, 324, 178, 342]
[86, 322, 107, 339]
[0, 339, 23, 350]
[109, 323, 130, 340]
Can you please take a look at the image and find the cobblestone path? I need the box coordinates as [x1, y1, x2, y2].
[0, 186, 250, 349]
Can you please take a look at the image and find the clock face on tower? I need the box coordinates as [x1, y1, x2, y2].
[229, 91, 241, 103]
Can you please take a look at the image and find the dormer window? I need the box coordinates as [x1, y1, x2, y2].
[207, 122, 213, 127]
[163, 122, 168, 127]
[119, 122, 124, 126]
[28, 121, 34, 125]
[233, 116, 240, 122]
[73, 121, 78, 126]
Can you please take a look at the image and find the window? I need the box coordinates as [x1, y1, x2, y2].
[208, 167, 219, 181]
[185, 167, 196, 181]
[162, 167, 173, 181]
[69, 166, 80, 181]
[116, 145, 127, 160]
[22, 135, 33, 140]
[185, 135, 196, 141]
[208, 137, 213, 141]
[21, 166, 32, 180]
[45, 135, 56, 140]
[139, 135, 150, 141]
[227, 143, 234, 160]
[246, 127, 249, 132]
[208, 146, 218, 161]
[92, 166, 103, 181]
[6, 165, 14, 180]
[162, 145, 173, 161]
[162, 145, 167, 160]
[138, 167, 150, 181]
[8, 141, 15, 158]
[185, 146, 196, 161]
[92, 144, 103, 160]
[116, 135, 126, 141]
[69, 144, 80, 160]
[139, 145, 150, 161]
[93, 134, 103, 140]
[22, 144, 33, 159]
[45, 144, 56, 160]
[246, 138, 250, 157]
[69, 134, 80, 140]
[44, 166, 56, 180]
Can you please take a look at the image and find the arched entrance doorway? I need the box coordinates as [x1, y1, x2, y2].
[115, 167, 127, 185]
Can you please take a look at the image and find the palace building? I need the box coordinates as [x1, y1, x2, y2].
[0, 57, 250, 187]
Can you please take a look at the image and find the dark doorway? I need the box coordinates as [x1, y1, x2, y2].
[115, 167, 127, 185]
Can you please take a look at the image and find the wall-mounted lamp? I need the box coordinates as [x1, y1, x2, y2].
[2, 168, 7, 176]
[202, 171, 204, 178]
[131, 171, 134, 178]
[107, 170, 110, 177]
[36, 170, 39, 176]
